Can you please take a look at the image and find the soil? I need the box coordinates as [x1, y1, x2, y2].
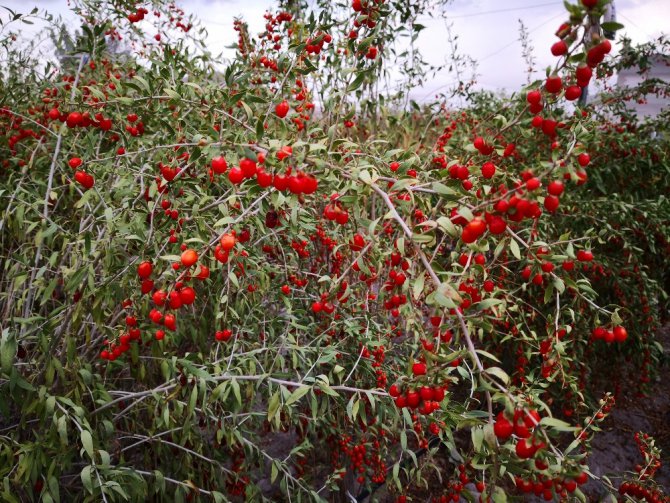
[582, 323, 670, 499]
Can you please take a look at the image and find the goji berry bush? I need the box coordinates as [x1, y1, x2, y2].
[0, 0, 668, 502]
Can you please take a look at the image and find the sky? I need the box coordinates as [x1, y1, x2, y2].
[2, 0, 668, 101]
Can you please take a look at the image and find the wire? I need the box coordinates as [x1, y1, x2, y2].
[618, 12, 658, 42]
[478, 10, 565, 63]
[441, 1, 561, 19]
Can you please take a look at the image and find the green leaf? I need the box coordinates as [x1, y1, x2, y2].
[81, 430, 94, 459]
[471, 427, 484, 453]
[267, 390, 280, 421]
[432, 182, 459, 198]
[256, 116, 264, 140]
[476, 298, 503, 310]
[57, 415, 68, 446]
[540, 417, 578, 431]
[81, 466, 93, 493]
[347, 72, 367, 92]
[286, 385, 311, 406]
[483, 366, 509, 385]
[601, 21, 624, 32]
[231, 379, 241, 406]
[510, 239, 521, 260]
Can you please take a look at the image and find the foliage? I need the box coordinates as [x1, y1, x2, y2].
[0, 0, 668, 502]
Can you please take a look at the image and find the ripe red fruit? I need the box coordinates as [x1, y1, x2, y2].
[211, 156, 227, 174]
[74, 171, 94, 190]
[406, 390, 420, 408]
[526, 177, 541, 191]
[288, 175, 305, 194]
[522, 409, 541, 428]
[179, 287, 196, 305]
[562, 260, 575, 271]
[462, 217, 487, 243]
[576, 64, 593, 86]
[576, 250, 594, 262]
[550, 40, 568, 56]
[412, 362, 427, 376]
[335, 210, 349, 225]
[302, 175, 318, 194]
[275, 100, 289, 118]
[152, 290, 167, 307]
[544, 195, 560, 212]
[276, 145, 293, 161]
[169, 291, 182, 309]
[256, 169, 273, 187]
[273, 173, 289, 191]
[515, 438, 537, 459]
[311, 301, 323, 313]
[137, 261, 153, 279]
[228, 166, 244, 184]
[48, 108, 60, 120]
[215, 329, 232, 342]
[141, 279, 154, 294]
[164, 313, 176, 331]
[581, 0, 598, 8]
[390, 161, 400, 172]
[281, 284, 290, 295]
[578, 153, 591, 167]
[419, 386, 433, 401]
[544, 75, 562, 94]
[565, 85, 582, 101]
[547, 180, 564, 196]
[488, 216, 507, 235]
[613, 326, 628, 342]
[494, 414, 514, 440]
[196, 265, 210, 280]
[240, 158, 257, 178]
[481, 162, 496, 179]
[526, 90, 542, 105]
[180, 249, 198, 267]
[66, 112, 83, 128]
[68, 157, 83, 169]
[220, 233, 236, 251]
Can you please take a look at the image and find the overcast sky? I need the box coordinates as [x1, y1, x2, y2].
[3, 0, 668, 100]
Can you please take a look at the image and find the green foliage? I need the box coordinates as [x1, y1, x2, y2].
[0, 0, 668, 501]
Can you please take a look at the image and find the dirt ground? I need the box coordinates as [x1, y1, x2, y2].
[583, 323, 670, 499]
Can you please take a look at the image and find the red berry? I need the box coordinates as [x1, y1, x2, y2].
[547, 180, 564, 196]
[565, 85, 582, 101]
[526, 90, 542, 105]
[137, 261, 153, 279]
[545, 75, 562, 94]
[211, 156, 227, 174]
[578, 153, 591, 167]
[481, 162, 496, 179]
[494, 414, 514, 440]
[550, 40, 568, 56]
[412, 362, 426, 376]
[275, 100, 289, 118]
[180, 249, 198, 267]
[228, 166, 244, 184]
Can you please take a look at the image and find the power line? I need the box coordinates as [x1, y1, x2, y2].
[440, 1, 561, 19]
[478, 10, 564, 62]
